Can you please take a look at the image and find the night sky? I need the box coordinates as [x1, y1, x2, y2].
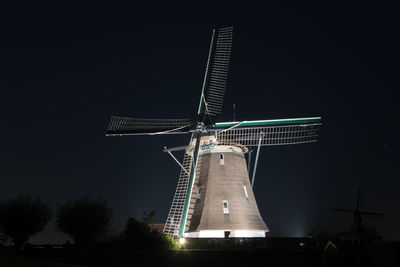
[1, 2, 398, 241]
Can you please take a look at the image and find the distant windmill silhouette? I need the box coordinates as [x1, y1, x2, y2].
[332, 189, 384, 235]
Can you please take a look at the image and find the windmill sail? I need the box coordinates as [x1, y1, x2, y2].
[215, 117, 321, 147]
[163, 146, 194, 237]
[106, 116, 192, 136]
[361, 211, 384, 216]
[198, 27, 233, 118]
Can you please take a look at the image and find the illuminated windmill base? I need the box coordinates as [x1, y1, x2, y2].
[182, 143, 269, 238]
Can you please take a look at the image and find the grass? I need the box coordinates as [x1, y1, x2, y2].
[0, 251, 83, 267]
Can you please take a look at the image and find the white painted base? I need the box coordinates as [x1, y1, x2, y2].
[230, 230, 266, 238]
[183, 229, 267, 238]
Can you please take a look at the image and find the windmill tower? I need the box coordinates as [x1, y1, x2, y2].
[106, 27, 321, 238]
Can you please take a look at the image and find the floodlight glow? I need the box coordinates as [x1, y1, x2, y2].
[179, 237, 185, 245]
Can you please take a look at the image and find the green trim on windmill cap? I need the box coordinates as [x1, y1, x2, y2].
[213, 117, 321, 128]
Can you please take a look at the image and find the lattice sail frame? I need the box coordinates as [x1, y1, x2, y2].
[163, 147, 194, 237]
[106, 116, 192, 136]
[214, 117, 321, 147]
[198, 27, 233, 117]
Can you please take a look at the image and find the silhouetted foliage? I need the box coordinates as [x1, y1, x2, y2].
[0, 195, 51, 249]
[120, 211, 178, 251]
[56, 196, 112, 247]
[0, 227, 10, 245]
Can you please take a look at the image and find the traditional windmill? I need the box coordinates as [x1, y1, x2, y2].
[107, 27, 321, 238]
[332, 189, 384, 235]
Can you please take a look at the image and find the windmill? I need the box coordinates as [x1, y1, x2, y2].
[332, 189, 384, 235]
[106, 27, 321, 238]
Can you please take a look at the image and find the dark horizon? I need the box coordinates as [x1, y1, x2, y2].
[1, 2, 398, 242]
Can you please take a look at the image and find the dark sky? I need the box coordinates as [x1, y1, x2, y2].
[1, 2, 398, 240]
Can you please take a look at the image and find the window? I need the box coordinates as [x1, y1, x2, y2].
[197, 188, 201, 199]
[222, 200, 229, 214]
[243, 185, 248, 199]
[220, 154, 224, 165]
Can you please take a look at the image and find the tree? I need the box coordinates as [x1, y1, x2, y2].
[120, 211, 178, 250]
[122, 211, 155, 248]
[0, 195, 51, 249]
[56, 196, 112, 247]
